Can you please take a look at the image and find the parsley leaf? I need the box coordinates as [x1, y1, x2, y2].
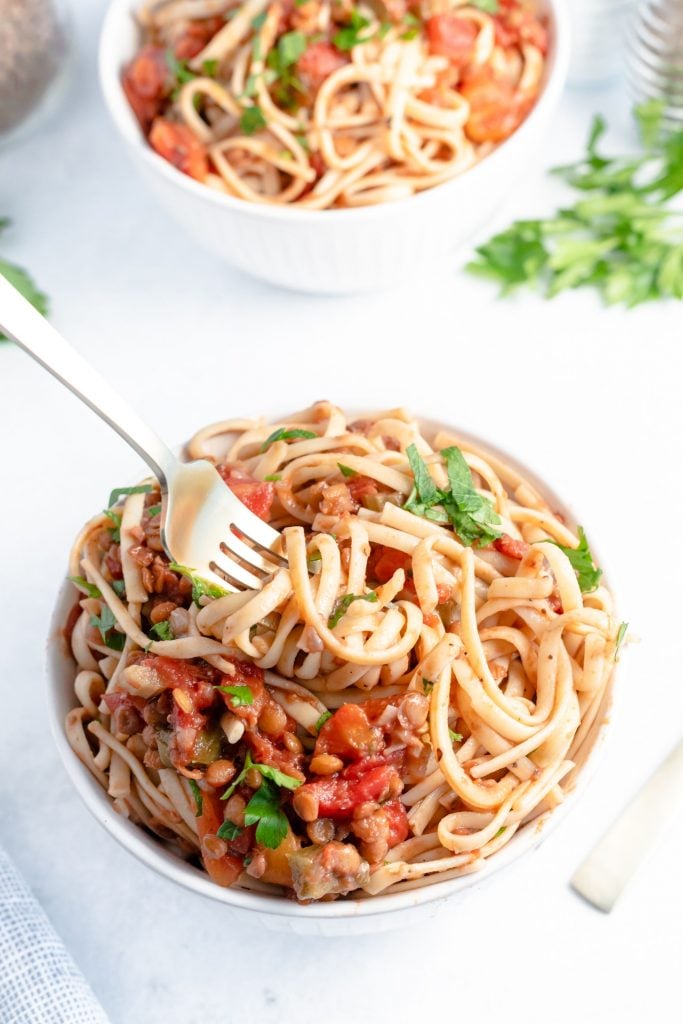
[471, 0, 499, 12]
[217, 820, 243, 840]
[615, 621, 628, 659]
[277, 30, 307, 67]
[422, 678, 434, 695]
[337, 463, 357, 477]
[202, 59, 219, 77]
[240, 105, 267, 135]
[314, 711, 332, 734]
[467, 103, 683, 307]
[220, 752, 302, 801]
[215, 684, 253, 708]
[260, 427, 317, 451]
[334, 7, 372, 50]
[107, 484, 153, 508]
[264, 473, 281, 482]
[165, 50, 197, 98]
[168, 563, 228, 605]
[103, 509, 122, 542]
[111, 580, 126, 598]
[149, 619, 174, 641]
[68, 576, 102, 599]
[547, 527, 602, 593]
[449, 729, 463, 743]
[90, 606, 125, 650]
[328, 592, 379, 628]
[0, 254, 49, 341]
[188, 779, 203, 816]
[244, 778, 289, 849]
[403, 444, 501, 547]
[146, 504, 161, 518]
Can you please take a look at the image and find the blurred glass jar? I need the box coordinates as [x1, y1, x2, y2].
[0, 0, 70, 139]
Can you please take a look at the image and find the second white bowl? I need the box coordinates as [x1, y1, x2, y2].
[98, 0, 569, 294]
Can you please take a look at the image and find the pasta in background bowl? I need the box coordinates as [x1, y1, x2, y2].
[98, 0, 569, 292]
[47, 405, 619, 934]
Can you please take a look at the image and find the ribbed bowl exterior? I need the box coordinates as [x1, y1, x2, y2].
[625, 0, 683, 121]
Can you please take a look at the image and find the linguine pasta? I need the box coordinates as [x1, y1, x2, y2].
[65, 403, 619, 902]
[123, 0, 548, 208]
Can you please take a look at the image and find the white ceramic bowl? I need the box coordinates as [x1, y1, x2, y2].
[46, 417, 615, 935]
[98, 0, 569, 294]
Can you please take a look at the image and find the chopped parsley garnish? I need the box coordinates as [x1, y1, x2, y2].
[276, 30, 307, 68]
[494, 826, 506, 838]
[0, 219, 49, 341]
[217, 820, 243, 840]
[422, 678, 435, 695]
[215, 684, 253, 708]
[333, 7, 372, 51]
[314, 711, 332, 734]
[149, 619, 174, 641]
[240, 105, 267, 135]
[615, 621, 628, 659]
[546, 527, 602, 594]
[251, 10, 267, 29]
[260, 427, 317, 451]
[467, 101, 683, 307]
[328, 592, 378, 629]
[111, 580, 126, 598]
[264, 473, 282, 482]
[107, 484, 153, 508]
[103, 509, 122, 542]
[89, 606, 125, 651]
[337, 463, 357, 477]
[221, 751, 301, 801]
[202, 59, 219, 76]
[403, 444, 502, 547]
[168, 563, 228, 605]
[471, 0, 499, 12]
[146, 504, 161, 518]
[401, 12, 421, 40]
[68, 576, 101, 599]
[165, 50, 197, 98]
[188, 779, 203, 816]
[448, 729, 463, 743]
[244, 778, 289, 849]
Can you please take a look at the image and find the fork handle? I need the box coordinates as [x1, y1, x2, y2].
[0, 275, 178, 487]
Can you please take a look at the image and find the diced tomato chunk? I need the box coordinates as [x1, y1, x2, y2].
[346, 475, 379, 503]
[494, 533, 530, 560]
[298, 761, 401, 820]
[173, 17, 225, 60]
[426, 14, 478, 67]
[244, 730, 305, 780]
[495, 0, 549, 54]
[460, 69, 531, 144]
[315, 704, 382, 761]
[297, 41, 347, 90]
[383, 799, 410, 848]
[122, 45, 171, 130]
[149, 118, 209, 181]
[368, 545, 412, 584]
[217, 466, 275, 522]
[196, 792, 244, 887]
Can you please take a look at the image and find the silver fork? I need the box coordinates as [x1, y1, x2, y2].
[0, 275, 283, 591]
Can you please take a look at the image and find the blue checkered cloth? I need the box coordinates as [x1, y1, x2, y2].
[0, 844, 109, 1023]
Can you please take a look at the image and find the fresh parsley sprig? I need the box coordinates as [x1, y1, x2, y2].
[107, 484, 153, 508]
[260, 427, 317, 451]
[90, 606, 125, 651]
[314, 711, 332, 734]
[188, 779, 203, 816]
[220, 751, 301, 802]
[328, 592, 379, 629]
[0, 219, 49, 342]
[215, 684, 254, 708]
[545, 527, 602, 594]
[168, 563, 228, 605]
[467, 102, 683, 307]
[403, 444, 502, 547]
[149, 619, 174, 641]
[68, 576, 102, 599]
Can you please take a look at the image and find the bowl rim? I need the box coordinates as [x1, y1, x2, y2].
[97, 0, 570, 225]
[46, 411, 616, 921]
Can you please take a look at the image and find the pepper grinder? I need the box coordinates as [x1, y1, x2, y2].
[625, 0, 683, 123]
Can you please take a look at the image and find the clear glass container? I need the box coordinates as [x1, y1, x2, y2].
[0, 0, 70, 142]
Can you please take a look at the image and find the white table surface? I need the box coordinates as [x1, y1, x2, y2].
[1, 3, 682, 1022]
